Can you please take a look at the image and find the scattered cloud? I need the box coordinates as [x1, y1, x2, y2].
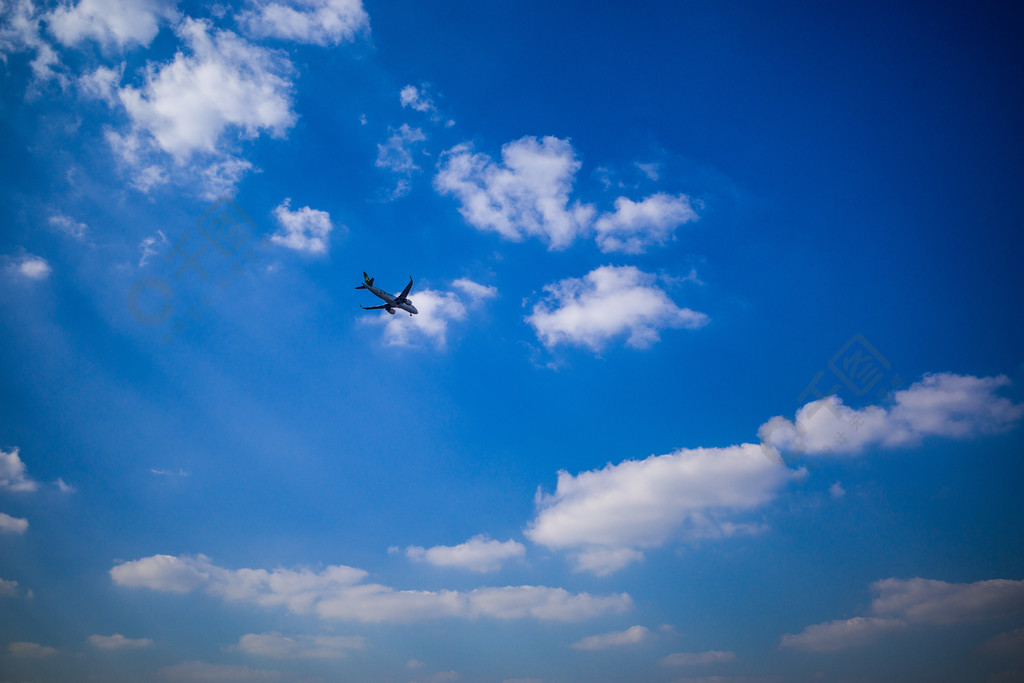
[9, 641, 59, 658]
[48, 213, 88, 239]
[0, 0, 64, 86]
[782, 577, 1024, 651]
[88, 633, 154, 650]
[759, 373, 1024, 456]
[662, 650, 736, 666]
[46, 0, 177, 49]
[376, 123, 427, 198]
[4, 252, 52, 280]
[237, 0, 369, 46]
[400, 84, 436, 114]
[111, 553, 631, 622]
[593, 193, 698, 254]
[0, 512, 29, 534]
[158, 660, 284, 681]
[829, 481, 845, 499]
[362, 277, 495, 348]
[138, 230, 169, 266]
[570, 625, 651, 650]
[525, 443, 793, 575]
[1, 447, 38, 491]
[435, 136, 595, 250]
[232, 632, 365, 659]
[78, 62, 124, 104]
[269, 198, 335, 255]
[0, 577, 21, 597]
[526, 265, 708, 352]
[113, 16, 295, 195]
[151, 467, 190, 477]
[406, 535, 526, 572]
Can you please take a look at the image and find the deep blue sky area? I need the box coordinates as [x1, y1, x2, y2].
[2, 1, 1023, 681]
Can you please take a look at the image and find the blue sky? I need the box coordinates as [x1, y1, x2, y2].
[2, 1, 1024, 681]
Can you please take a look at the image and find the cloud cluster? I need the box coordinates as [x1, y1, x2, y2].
[232, 632, 364, 659]
[759, 373, 1024, 456]
[1, 447, 38, 491]
[110, 554, 631, 622]
[526, 265, 707, 351]
[405, 535, 525, 573]
[436, 136, 699, 253]
[47, 0, 178, 49]
[269, 198, 335, 255]
[237, 0, 369, 46]
[526, 443, 793, 575]
[781, 577, 1024, 651]
[362, 277, 496, 348]
[570, 625, 651, 650]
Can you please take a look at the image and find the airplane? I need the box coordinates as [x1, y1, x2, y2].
[356, 272, 418, 315]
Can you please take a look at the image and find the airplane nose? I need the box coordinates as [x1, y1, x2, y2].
[410, 305, 418, 314]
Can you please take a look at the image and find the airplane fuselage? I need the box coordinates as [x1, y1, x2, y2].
[366, 283, 418, 315]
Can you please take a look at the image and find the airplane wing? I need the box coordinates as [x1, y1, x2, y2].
[396, 277, 413, 302]
[360, 304, 390, 310]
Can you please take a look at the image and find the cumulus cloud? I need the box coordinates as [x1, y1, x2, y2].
[759, 373, 1024, 456]
[238, 0, 369, 46]
[362, 277, 495, 348]
[593, 193, 698, 254]
[111, 553, 631, 623]
[9, 641, 59, 658]
[4, 253, 52, 281]
[526, 265, 708, 352]
[117, 18, 295, 162]
[782, 577, 1024, 651]
[435, 136, 595, 250]
[376, 124, 427, 198]
[269, 198, 334, 255]
[232, 632, 364, 659]
[0, 0, 64, 85]
[0, 512, 29, 534]
[46, 0, 177, 49]
[88, 633, 154, 649]
[525, 443, 793, 575]
[662, 650, 737, 666]
[570, 625, 651, 650]
[0, 577, 21, 597]
[1, 447, 38, 492]
[400, 84, 436, 114]
[48, 213, 88, 239]
[77, 62, 124, 104]
[406, 535, 526, 572]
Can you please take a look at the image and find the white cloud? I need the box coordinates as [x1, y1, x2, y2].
[117, 18, 295, 161]
[238, 0, 368, 46]
[526, 265, 708, 352]
[0, 577, 19, 596]
[593, 193, 698, 254]
[269, 198, 334, 255]
[48, 213, 88, 239]
[111, 553, 630, 623]
[158, 661, 284, 681]
[570, 625, 651, 650]
[435, 136, 595, 250]
[525, 443, 794, 575]
[5, 252, 52, 280]
[78, 63, 124, 104]
[232, 632, 364, 659]
[400, 84, 435, 114]
[0, 0, 64, 85]
[782, 577, 1024, 651]
[662, 650, 737, 666]
[1, 447, 38, 491]
[362, 278, 495, 348]
[780, 616, 905, 652]
[376, 124, 427, 198]
[138, 230, 168, 266]
[55, 478, 75, 494]
[406, 535, 526, 572]
[829, 481, 845, 499]
[46, 0, 177, 49]
[0, 512, 29, 534]
[9, 641, 59, 658]
[759, 373, 1024, 456]
[88, 633, 154, 650]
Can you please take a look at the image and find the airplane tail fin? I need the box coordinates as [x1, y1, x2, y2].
[355, 272, 374, 289]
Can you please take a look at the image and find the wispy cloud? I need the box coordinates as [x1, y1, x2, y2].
[1, 447, 38, 492]
[237, 0, 369, 46]
[570, 625, 651, 650]
[406, 535, 526, 572]
[231, 632, 365, 659]
[0, 513, 29, 534]
[88, 633, 154, 650]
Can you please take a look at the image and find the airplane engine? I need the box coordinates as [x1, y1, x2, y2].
[386, 308, 395, 314]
